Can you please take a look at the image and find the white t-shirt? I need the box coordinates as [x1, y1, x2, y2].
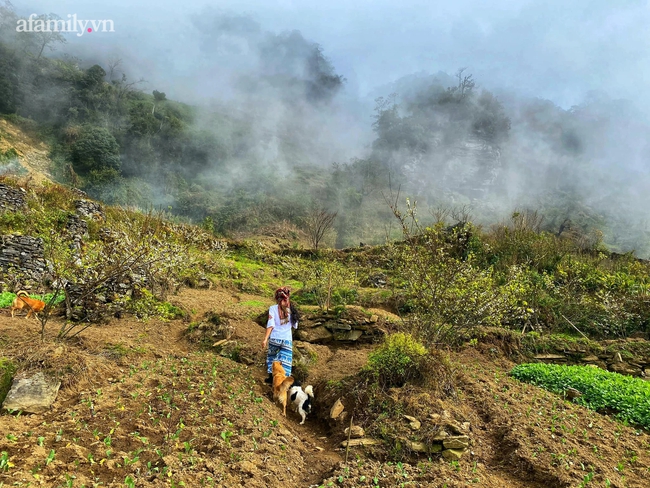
[267, 304, 298, 341]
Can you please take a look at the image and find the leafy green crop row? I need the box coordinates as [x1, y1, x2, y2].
[510, 363, 650, 428]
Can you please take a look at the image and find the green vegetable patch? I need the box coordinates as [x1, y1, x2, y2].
[510, 362, 650, 429]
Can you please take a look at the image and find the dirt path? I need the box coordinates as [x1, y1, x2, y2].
[170, 287, 350, 482]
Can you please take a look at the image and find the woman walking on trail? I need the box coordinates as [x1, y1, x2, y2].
[262, 286, 299, 384]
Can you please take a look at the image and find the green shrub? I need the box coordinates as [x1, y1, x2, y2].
[126, 289, 185, 321]
[510, 363, 650, 428]
[365, 333, 428, 388]
[40, 291, 66, 306]
[71, 126, 121, 174]
[0, 148, 18, 164]
[389, 219, 532, 344]
[331, 287, 358, 306]
[0, 211, 27, 235]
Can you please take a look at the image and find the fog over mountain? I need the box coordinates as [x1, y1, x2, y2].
[5, 0, 650, 253]
[19, 0, 650, 105]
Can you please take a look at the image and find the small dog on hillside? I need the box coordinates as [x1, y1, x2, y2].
[272, 361, 294, 416]
[289, 384, 314, 425]
[10, 291, 46, 319]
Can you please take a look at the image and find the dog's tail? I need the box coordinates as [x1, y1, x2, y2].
[304, 385, 314, 397]
[282, 377, 295, 390]
[16, 290, 29, 298]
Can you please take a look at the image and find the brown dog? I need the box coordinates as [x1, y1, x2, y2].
[10, 291, 46, 319]
[272, 361, 294, 416]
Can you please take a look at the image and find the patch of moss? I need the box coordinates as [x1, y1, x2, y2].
[521, 332, 602, 356]
[237, 300, 267, 309]
[605, 341, 650, 358]
[104, 343, 147, 359]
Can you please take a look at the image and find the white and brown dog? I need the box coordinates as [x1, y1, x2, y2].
[289, 384, 314, 424]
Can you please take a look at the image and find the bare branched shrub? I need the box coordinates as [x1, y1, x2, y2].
[303, 208, 337, 249]
[46, 209, 197, 336]
[512, 209, 544, 233]
[430, 206, 451, 225]
[293, 258, 356, 311]
[450, 204, 473, 225]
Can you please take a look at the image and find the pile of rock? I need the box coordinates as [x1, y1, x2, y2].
[332, 398, 472, 460]
[362, 273, 387, 288]
[74, 199, 103, 220]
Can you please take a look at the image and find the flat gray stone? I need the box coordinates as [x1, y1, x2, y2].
[534, 354, 567, 361]
[341, 438, 383, 448]
[334, 330, 363, 341]
[2, 372, 60, 414]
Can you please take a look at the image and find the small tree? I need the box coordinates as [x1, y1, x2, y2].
[304, 208, 337, 249]
[152, 90, 166, 115]
[297, 259, 355, 312]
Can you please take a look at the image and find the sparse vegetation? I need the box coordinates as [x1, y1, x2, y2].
[292, 257, 357, 311]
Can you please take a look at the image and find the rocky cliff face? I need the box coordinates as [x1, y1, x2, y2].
[443, 138, 502, 197]
[401, 137, 502, 202]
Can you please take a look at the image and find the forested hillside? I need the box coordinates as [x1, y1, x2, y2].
[1, 2, 650, 255]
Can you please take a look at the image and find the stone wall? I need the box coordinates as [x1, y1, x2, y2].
[1, 183, 44, 288]
[0, 185, 106, 290]
[74, 199, 103, 220]
[531, 338, 650, 378]
[255, 306, 389, 343]
[0, 235, 46, 287]
[0, 183, 26, 211]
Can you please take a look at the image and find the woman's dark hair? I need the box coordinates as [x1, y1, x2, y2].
[289, 302, 300, 326]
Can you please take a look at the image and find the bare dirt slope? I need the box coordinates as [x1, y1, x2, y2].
[0, 119, 54, 184]
[1, 286, 650, 487]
